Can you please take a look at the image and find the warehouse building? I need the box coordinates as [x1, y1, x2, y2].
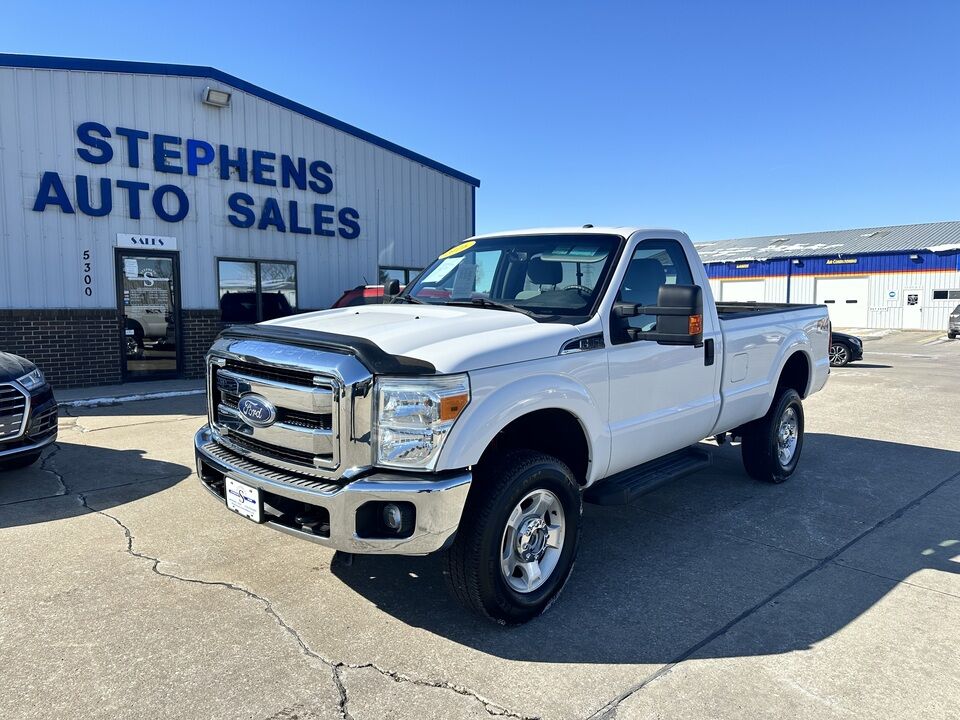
[697, 221, 960, 331]
[0, 54, 479, 387]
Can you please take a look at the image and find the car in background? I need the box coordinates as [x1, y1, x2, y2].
[949, 304, 959, 339]
[331, 284, 387, 308]
[0, 353, 58, 470]
[829, 331, 863, 367]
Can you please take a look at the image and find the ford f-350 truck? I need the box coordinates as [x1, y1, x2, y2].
[195, 227, 830, 624]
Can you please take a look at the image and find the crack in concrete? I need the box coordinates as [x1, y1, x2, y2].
[38, 443, 69, 496]
[585, 467, 960, 720]
[75, 494, 535, 720]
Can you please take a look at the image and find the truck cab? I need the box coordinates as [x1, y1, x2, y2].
[195, 227, 830, 623]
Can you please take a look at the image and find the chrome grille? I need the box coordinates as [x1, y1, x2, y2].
[0, 384, 27, 441]
[209, 362, 339, 476]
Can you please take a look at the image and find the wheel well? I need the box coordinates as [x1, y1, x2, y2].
[478, 409, 590, 485]
[778, 351, 810, 398]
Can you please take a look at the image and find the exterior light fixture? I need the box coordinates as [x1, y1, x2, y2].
[792, 259, 803, 266]
[202, 87, 232, 108]
[909, 254, 922, 262]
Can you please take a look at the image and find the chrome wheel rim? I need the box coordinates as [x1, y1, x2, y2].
[777, 406, 799, 466]
[829, 344, 848, 365]
[500, 489, 565, 594]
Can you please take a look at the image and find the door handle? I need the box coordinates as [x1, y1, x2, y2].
[704, 339, 715, 366]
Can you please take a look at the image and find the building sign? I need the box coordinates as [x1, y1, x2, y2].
[826, 258, 858, 265]
[735, 263, 750, 269]
[116, 233, 178, 250]
[30, 122, 361, 239]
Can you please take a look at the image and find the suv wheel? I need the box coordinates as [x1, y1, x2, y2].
[444, 450, 581, 624]
[741, 389, 804, 484]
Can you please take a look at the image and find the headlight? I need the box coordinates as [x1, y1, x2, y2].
[375, 374, 470, 469]
[16, 368, 45, 391]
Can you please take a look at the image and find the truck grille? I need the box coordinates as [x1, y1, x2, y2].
[209, 359, 339, 477]
[0, 384, 27, 440]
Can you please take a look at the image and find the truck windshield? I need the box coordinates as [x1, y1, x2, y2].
[402, 234, 622, 319]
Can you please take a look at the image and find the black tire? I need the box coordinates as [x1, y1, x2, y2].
[829, 342, 851, 367]
[949, 331, 958, 340]
[741, 389, 804, 484]
[444, 450, 582, 625]
[0, 450, 44, 471]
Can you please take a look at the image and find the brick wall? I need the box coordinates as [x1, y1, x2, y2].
[181, 309, 225, 379]
[0, 309, 122, 388]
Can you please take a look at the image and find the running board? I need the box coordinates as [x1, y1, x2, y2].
[584, 447, 712, 506]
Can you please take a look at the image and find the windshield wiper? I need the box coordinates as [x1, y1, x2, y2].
[390, 294, 425, 304]
[443, 298, 546, 319]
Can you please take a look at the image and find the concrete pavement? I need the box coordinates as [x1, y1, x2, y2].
[1, 332, 958, 719]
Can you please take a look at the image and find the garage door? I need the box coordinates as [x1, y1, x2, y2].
[815, 277, 868, 328]
[721, 279, 766, 302]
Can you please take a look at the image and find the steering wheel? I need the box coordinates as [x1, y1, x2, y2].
[560, 284, 592, 297]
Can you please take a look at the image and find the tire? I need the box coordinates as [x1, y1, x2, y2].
[829, 342, 850, 367]
[0, 450, 43, 471]
[741, 389, 804, 484]
[444, 450, 582, 625]
[949, 331, 958, 340]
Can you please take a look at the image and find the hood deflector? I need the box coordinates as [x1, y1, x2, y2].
[217, 324, 436, 376]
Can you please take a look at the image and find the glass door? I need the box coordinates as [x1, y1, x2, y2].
[116, 250, 181, 379]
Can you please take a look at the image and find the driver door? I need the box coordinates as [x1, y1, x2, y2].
[605, 238, 721, 475]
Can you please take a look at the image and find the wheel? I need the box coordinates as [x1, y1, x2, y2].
[0, 450, 44, 471]
[949, 331, 958, 340]
[444, 450, 582, 624]
[741, 389, 804, 484]
[829, 342, 850, 367]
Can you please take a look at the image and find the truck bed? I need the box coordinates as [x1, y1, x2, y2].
[716, 301, 822, 320]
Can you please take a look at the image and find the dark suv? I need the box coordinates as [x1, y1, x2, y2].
[949, 304, 960, 340]
[0, 353, 58, 470]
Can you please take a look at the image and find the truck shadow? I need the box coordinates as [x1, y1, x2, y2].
[331, 433, 959, 663]
[0, 440, 190, 528]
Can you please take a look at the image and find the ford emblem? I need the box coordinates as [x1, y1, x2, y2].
[237, 394, 277, 428]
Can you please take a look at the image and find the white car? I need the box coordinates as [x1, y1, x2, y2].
[194, 227, 830, 623]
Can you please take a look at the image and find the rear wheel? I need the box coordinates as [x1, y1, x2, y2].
[741, 389, 804, 484]
[444, 450, 581, 624]
[949, 331, 958, 340]
[829, 342, 850, 367]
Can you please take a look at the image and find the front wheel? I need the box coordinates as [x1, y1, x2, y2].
[829, 342, 851, 367]
[741, 389, 804, 484]
[444, 450, 582, 624]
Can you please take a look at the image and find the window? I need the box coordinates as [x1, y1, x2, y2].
[218, 259, 297, 322]
[933, 289, 960, 300]
[378, 266, 421, 286]
[404, 234, 621, 320]
[613, 239, 693, 342]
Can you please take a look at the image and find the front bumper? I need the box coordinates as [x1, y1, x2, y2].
[194, 425, 471, 555]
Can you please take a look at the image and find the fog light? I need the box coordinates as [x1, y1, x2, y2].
[382, 503, 402, 530]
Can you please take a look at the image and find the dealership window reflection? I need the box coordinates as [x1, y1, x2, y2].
[218, 259, 297, 322]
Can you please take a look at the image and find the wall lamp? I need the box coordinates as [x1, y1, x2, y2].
[909, 254, 922, 263]
[202, 87, 232, 108]
[791, 259, 804, 267]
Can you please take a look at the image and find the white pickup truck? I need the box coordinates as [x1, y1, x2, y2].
[195, 227, 830, 624]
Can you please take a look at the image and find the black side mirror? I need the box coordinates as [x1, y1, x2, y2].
[385, 279, 401, 296]
[613, 284, 704, 346]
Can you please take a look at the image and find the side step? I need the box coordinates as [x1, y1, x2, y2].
[584, 447, 712, 506]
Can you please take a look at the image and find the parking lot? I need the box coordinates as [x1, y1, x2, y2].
[1, 331, 958, 720]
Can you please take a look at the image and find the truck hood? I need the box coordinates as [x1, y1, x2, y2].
[263, 304, 580, 374]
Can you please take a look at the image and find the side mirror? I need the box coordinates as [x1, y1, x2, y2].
[613, 284, 704, 346]
[385, 279, 401, 296]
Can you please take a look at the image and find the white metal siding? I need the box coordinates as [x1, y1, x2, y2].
[0, 67, 474, 310]
[814, 277, 869, 328]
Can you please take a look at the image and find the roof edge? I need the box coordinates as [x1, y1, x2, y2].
[0, 53, 480, 188]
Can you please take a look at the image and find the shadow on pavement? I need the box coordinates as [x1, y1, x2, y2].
[332, 433, 959, 663]
[0, 440, 191, 528]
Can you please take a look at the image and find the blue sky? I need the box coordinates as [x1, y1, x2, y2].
[3, 1, 959, 241]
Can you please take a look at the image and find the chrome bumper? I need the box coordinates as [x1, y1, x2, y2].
[194, 425, 471, 555]
[0, 431, 57, 458]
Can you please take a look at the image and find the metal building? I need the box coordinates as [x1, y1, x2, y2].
[696, 221, 960, 331]
[0, 54, 479, 387]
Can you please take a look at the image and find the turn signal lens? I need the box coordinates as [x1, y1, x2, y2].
[440, 393, 469, 421]
[688, 314, 703, 335]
